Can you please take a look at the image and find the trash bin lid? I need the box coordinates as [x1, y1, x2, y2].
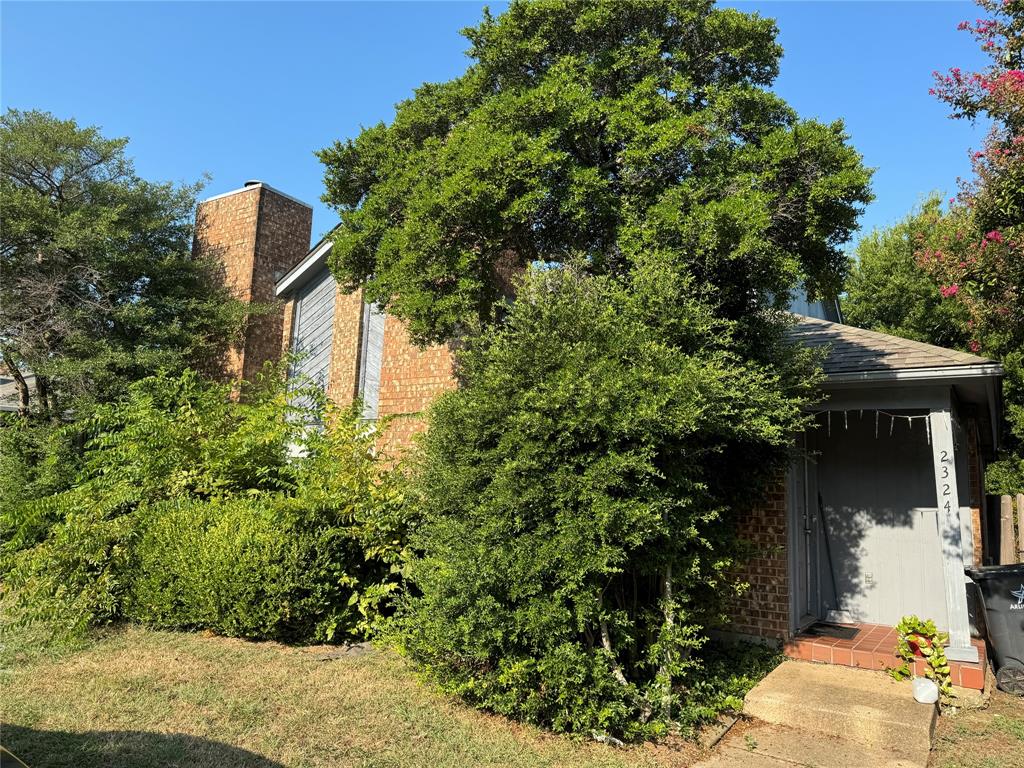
[966, 564, 1024, 580]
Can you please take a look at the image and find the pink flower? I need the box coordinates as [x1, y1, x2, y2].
[940, 284, 960, 298]
[986, 230, 1004, 243]
[970, 340, 981, 353]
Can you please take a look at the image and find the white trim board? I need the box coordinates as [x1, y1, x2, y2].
[825, 364, 1003, 385]
[200, 182, 312, 210]
[276, 239, 333, 297]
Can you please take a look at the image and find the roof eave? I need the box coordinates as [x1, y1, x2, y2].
[823, 362, 1004, 386]
[276, 239, 333, 297]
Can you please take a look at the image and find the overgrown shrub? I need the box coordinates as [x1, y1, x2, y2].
[388, 265, 819, 740]
[129, 498, 303, 638]
[1, 367, 406, 642]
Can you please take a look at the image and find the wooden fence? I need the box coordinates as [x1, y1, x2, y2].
[993, 493, 1024, 565]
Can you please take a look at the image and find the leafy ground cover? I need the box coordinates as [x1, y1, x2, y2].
[0, 625, 707, 768]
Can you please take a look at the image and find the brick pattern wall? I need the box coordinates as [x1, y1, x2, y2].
[244, 189, 313, 381]
[327, 286, 366, 407]
[280, 298, 295, 360]
[294, 281, 456, 455]
[727, 477, 791, 640]
[194, 187, 261, 379]
[193, 184, 312, 382]
[377, 317, 457, 454]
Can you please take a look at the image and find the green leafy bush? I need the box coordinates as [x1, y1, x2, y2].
[129, 498, 301, 638]
[1, 366, 406, 642]
[388, 265, 818, 740]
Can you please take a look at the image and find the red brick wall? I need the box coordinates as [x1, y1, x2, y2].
[245, 188, 313, 381]
[327, 286, 366, 407]
[280, 297, 295, 361]
[194, 187, 260, 380]
[193, 184, 312, 382]
[377, 317, 456, 454]
[727, 477, 791, 640]
[294, 281, 456, 455]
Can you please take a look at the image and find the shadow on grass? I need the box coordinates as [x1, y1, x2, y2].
[0, 724, 284, 768]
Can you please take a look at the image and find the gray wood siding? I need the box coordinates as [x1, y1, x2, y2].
[809, 410, 949, 628]
[358, 303, 385, 420]
[290, 267, 336, 406]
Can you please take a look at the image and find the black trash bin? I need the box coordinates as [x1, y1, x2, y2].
[966, 564, 1024, 694]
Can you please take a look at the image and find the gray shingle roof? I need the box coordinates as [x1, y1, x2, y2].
[790, 315, 995, 376]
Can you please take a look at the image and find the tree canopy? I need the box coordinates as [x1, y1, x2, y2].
[319, 0, 872, 345]
[0, 109, 246, 418]
[344, 0, 873, 739]
[843, 196, 971, 350]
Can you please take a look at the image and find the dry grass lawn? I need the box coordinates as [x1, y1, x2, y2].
[0, 625, 702, 768]
[930, 685, 1024, 768]
[3, 624, 1023, 768]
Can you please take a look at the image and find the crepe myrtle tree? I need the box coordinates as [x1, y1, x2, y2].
[318, 0, 873, 347]
[926, 0, 1024, 490]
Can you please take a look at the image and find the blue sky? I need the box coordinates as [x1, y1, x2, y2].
[2, 1, 991, 247]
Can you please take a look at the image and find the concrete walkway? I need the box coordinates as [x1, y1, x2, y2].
[696, 660, 937, 768]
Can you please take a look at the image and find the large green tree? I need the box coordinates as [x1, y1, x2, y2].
[1, 109, 245, 419]
[323, 0, 871, 739]
[319, 0, 872, 346]
[843, 196, 971, 350]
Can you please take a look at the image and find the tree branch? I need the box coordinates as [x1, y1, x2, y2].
[1, 347, 30, 417]
[600, 620, 629, 687]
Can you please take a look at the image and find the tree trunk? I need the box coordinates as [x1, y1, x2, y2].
[1, 348, 30, 417]
[660, 564, 673, 720]
[35, 374, 51, 420]
[600, 620, 629, 686]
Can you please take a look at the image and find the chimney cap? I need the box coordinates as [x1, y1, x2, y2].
[199, 181, 311, 209]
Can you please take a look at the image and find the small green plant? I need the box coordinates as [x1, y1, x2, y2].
[888, 615, 953, 698]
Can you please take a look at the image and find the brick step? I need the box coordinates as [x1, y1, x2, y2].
[783, 623, 988, 690]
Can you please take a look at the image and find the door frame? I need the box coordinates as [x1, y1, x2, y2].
[788, 434, 821, 633]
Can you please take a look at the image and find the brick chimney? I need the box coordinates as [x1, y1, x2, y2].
[192, 181, 313, 382]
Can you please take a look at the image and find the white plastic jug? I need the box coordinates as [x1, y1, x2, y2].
[912, 677, 939, 704]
